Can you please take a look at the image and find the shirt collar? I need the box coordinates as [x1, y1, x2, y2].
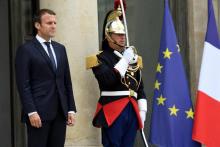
[36, 35, 52, 44]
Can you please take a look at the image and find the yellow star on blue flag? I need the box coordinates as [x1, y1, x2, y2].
[149, 0, 201, 147]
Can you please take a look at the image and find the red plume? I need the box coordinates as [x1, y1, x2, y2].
[114, 0, 126, 11]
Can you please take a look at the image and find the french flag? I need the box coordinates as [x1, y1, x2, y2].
[192, 0, 220, 146]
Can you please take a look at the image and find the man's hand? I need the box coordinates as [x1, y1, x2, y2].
[114, 47, 135, 77]
[138, 99, 147, 128]
[129, 54, 138, 64]
[29, 113, 42, 128]
[139, 110, 146, 128]
[67, 113, 75, 126]
[123, 47, 135, 63]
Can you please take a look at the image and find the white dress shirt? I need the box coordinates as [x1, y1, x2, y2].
[36, 35, 57, 68]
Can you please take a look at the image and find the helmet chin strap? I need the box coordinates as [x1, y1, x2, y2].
[106, 33, 125, 50]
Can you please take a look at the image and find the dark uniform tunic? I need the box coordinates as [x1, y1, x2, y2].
[91, 46, 146, 130]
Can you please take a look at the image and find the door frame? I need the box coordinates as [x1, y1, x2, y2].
[9, 0, 39, 146]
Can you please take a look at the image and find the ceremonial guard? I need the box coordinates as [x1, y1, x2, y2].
[86, 1, 147, 146]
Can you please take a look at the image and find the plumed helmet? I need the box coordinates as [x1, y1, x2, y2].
[101, 0, 126, 50]
[105, 7, 125, 37]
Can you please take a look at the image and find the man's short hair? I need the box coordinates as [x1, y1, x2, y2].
[33, 9, 56, 24]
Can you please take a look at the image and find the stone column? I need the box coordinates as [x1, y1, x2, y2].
[187, 0, 207, 104]
[188, 0, 219, 104]
[40, 0, 102, 147]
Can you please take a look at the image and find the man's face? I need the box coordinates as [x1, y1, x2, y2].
[35, 13, 56, 40]
[111, 33, 126, 47]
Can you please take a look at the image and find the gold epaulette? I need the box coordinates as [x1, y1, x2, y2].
[137, 56, 143, 69]
[86, 51, 102, 70]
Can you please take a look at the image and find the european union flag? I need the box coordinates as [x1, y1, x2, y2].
[149, 0, 201, 147]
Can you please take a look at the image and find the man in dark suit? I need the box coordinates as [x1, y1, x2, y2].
[15, 9, 76, 147]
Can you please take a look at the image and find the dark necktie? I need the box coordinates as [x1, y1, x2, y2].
[44, 42, 56, 71]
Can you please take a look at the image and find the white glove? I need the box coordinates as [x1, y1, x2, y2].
[138, 99, 147, 128]
[129, 54, 138, 64]
[113, 47, 135, 77]
[114, 58, 129, 77]
[139, 110, 146, 128]
[123, 47, 135, 63]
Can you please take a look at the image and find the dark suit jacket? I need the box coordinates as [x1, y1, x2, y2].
[15, 37, 76, 122]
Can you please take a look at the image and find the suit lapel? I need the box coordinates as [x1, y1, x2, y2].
[32, 38, 55, 73]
